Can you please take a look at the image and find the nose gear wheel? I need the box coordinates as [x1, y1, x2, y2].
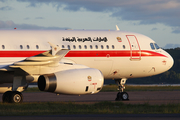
[115, 78, 129, 101]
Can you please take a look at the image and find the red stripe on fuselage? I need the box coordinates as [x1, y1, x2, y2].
[0, 51, 46, 57]
[0, 50, 167, 58]
[65, 50, 167, 57]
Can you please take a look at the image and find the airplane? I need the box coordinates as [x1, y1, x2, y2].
[0, 26, 174, 103]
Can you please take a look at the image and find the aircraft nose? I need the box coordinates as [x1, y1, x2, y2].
[165, 51, 174, 70]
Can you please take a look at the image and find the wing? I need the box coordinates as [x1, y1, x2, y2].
[9, 42, 69, 75]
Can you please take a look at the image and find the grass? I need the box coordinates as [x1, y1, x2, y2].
[0, 101, 180, 116]
[101, 85, 180, 92]
[24, 85, 180, 92]
[24, 87, 41, 92]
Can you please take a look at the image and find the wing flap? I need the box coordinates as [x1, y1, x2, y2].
[13, 61, 53, 66]
[26, 56, 58, 61]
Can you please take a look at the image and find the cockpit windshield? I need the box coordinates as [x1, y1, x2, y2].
[150, 43, 155, 50]
[150, 43, 160, 50]
[154, 43, 160, 49]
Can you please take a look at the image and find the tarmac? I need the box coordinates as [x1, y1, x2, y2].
[1, 91, 179, 105]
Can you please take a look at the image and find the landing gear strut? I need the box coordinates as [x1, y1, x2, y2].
[115, 78, 129, 101]
[2, 91, 23, 103]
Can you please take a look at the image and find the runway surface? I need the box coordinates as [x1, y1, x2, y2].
[1, 114, 180, 120]
[1, 91, 180, 120]
[0, 91, 180, 105]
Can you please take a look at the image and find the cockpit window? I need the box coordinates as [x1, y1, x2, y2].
[154, 43, 160, 49]
[150, 43, 155, 50]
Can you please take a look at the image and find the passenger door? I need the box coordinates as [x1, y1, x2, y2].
[126, 35, 141, 60]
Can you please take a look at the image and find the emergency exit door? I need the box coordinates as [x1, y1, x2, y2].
[126, 35, 141, 60]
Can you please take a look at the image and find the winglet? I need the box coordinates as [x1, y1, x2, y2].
[48, 42, 61, 56]
[116, 25, 120, 31]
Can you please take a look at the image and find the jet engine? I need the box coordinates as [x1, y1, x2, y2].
[38, 68, 104, 95]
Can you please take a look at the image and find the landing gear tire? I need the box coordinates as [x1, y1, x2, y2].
[10, 91, 23, 103]
[2, 91, 23, 103]
[121, 92, 129, 100]
[115, 92, 129, 101]
[115, 78, 129, 101]
[2, 91, 11, 103]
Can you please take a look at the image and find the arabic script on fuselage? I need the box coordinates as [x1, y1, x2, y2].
[62, 37, 108, 42]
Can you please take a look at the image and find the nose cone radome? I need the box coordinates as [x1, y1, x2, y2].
[168, 54, 174, 70]
[164, 51, 174, 71]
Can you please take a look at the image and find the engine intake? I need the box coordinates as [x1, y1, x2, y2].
[38, 74, 57, 92]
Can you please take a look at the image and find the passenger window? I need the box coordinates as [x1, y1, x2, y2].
[123, 45, 126, 49]
[36, 45, 39, 49]
[150, 43, 155, 50]
[27, 45, 30, 49]
[90, 45, 93, 49]
[79, 45, 82, 49]
[67, 45, 70, 49]
[84, 45, 87, 49]
[106, 45, 109, 49]
[2, 45, 5, 49]
[73, 45, 76, 49]
[62, 45, 65, 48]
[20, 45, 23, 49]
[112, 45, 115, 49]
[95, 45, 98, 49]
[154, 43, 160, 49]
[101, 45, 104, 49]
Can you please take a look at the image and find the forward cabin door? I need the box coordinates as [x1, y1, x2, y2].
[126, 35, 141, 60]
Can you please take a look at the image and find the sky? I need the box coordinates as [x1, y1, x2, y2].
[0, 0, 180, 49]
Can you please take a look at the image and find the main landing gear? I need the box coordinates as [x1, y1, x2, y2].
[115, 78, 129, 101]
[2, 91, 23, 103]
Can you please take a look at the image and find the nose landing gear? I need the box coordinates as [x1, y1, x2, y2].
[115, 78, 129, 101]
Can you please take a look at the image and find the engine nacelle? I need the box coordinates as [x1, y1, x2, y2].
[38, 68, 104, 95]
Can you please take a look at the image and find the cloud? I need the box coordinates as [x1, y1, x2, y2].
[172, 27, 180, 33]
[16, 0, 180, 33]
[24, 17, 30, 20]
[24, 17, 44, 20]
[0, 20, 69, 30]
[0, 0, 6, 2]
[0, 6, 13, 11]
[35, 17, 44, 19]
[164, 43, 180, 49]
[151, 28, 158, 31]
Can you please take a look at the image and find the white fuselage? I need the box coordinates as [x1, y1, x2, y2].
[0, 30, 174, 80]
